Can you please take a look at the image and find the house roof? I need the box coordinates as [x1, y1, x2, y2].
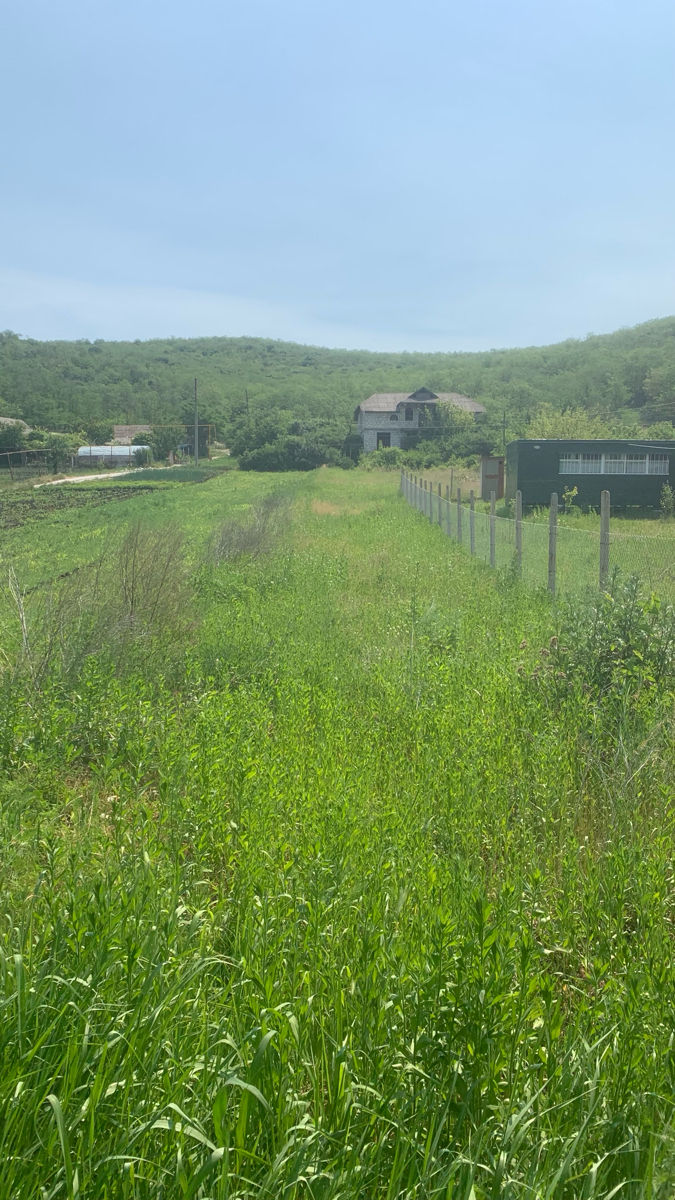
[113, 424, 152, 445]
[0, 416, 31, 431]
[508, 438, 675, 449]
[355, 389, 485, 417]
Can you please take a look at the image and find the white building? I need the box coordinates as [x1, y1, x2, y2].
[354, 387, 485, 453]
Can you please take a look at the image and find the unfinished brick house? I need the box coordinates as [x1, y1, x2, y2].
[354, 387, 485, 453]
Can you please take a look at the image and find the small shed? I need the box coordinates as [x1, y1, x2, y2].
[506, 439, 675, 507]
[480, 455, 505, 500]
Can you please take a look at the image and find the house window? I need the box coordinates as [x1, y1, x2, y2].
[559, 454, 580, 473]
[389, 413, 399, 422]
[559, 452, 602, 474]
[604, 455, 625, 474]
[648, 454, 669, 475]
[559, 451, 669, 475]
[405, 406, 414, 422]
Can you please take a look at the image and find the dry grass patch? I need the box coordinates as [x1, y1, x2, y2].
[310, 498, 367, 516]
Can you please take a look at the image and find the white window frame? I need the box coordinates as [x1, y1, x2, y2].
[559, 452, 669, 476]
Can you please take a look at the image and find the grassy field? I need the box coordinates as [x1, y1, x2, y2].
[0, 468, 673, 1198]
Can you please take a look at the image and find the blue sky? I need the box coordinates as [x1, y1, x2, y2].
[2, 0, 675, 351]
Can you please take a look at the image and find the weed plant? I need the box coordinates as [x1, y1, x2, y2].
[0, 470, 673, 1198]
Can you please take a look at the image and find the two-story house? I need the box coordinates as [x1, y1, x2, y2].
[354, 387, 485, 453]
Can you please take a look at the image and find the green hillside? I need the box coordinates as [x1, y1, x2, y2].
[1, 318, 675, 443]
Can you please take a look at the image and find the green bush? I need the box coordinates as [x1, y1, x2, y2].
[527, 574, 675, 702]
[239, 436, 354, 471]
[362, 446, 405, 469]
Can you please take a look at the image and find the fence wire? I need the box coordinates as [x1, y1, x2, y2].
[402, 473, 675, 602]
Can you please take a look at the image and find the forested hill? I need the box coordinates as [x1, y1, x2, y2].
[1, 317, 675, 437]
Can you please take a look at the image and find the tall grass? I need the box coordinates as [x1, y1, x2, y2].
[0, 470, 672, 1197]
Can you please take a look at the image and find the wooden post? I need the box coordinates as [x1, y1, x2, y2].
[437, 482, 442, 526]
[515, 489, 523, 574]
[456, 487, 462, 543]
[413, 475, 417, 509]
[445, 484, 450, 536]
[450, 466, 454, 497]
[599, 490, 610, 590]
[7, 451, 14, 481]
[469, 489, 475, 555]
[489, 491, 496, 567]
[548, 493, 558, 596]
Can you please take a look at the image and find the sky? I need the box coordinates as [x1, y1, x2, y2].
[2, 0, 675, 352]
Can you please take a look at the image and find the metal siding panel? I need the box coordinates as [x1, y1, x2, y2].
[507, 440, 675, 507]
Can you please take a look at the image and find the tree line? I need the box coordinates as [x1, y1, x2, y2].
[0, 318, 673, 469]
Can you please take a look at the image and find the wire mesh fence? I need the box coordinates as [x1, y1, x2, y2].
[401, 470, 675, 603]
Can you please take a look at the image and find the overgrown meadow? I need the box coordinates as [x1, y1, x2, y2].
[0, 469, 673, 1199]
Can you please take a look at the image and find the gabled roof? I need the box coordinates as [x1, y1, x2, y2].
[113, 424, 152, 445]
[0, 415, 31, 431]
[355, 389, 485, 417]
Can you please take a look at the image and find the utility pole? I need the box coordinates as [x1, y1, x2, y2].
[194, 378, 199, 468]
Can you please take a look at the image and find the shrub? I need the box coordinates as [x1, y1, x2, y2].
[238, 437, 322, 471]
[3, 522, 195, 690]
[211, 491, 291, 561]
[362, 447, 404, 470]
[526, 574, 675, 703]
[660, 482, 674, 519]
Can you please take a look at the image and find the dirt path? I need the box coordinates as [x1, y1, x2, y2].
[34, 469, 141, 488]
[33, 465, 180, 488]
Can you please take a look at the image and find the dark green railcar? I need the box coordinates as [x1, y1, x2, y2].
[506, 439, 675, 508]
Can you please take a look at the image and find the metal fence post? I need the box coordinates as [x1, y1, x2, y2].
[515, 489, 522, 574]
[548, 493, 558, 596]
[599, 490, 610, 590]
[437, 482, 442, 527]
[469, 490, 475, 555]
[489, 491, 496, 568]
[445, 484, 450, 536]
[456, 487, 462, 543]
